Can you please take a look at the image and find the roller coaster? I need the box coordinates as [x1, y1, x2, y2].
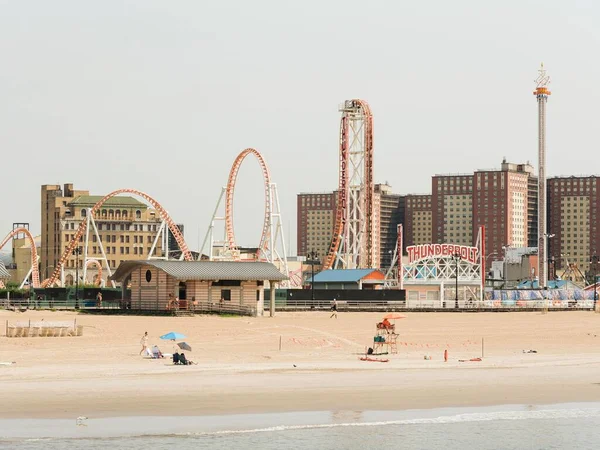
[0, 227, 40, 289]
[4, 100, 377, 289]
[201, 148, 290, 283]
[323, 99, 375, 270]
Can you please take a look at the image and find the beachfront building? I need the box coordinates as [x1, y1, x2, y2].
[110, 260, 287, 316]
[311, 269, 385, 290]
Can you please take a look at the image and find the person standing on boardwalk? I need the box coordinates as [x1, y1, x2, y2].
[330, 298, 338, 319]
[139, 331, 149, 355]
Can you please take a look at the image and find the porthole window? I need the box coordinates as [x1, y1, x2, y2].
[145, 270, 152, 283]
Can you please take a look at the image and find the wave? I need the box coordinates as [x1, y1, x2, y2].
[3, 407, 600, 442]
[166, 407, 600, 437]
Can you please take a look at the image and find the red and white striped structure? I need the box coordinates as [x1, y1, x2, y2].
[42, 189, 191, 287]
[202, 148, 289, 279]
[0, 227, 40, 289]
[323, 99, 375, 270]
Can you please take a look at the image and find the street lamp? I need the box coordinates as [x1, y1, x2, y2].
[502, 245, 510, 288]
[306, 250, 320, 302]
[73, 247, 82, 309]
[543, 233, 556, 289]
[451, 252, 461, 309]
[589, 254, 598, 310]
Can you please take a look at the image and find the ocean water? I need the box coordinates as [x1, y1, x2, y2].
[2, 403, 600, 449]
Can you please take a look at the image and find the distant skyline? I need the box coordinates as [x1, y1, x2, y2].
[2, 1, 600, 256]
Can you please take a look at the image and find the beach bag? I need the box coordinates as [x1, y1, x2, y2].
[367, 347, 374, 355]
[173, 353, 180, 364]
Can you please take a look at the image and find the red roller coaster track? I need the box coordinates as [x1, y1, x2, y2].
[224, 148, 271, 259]
[323, 99, 374, 270]
[0, 227, 40, 288]
[86, 259, 103, 286]
[42, 188, 192, 287]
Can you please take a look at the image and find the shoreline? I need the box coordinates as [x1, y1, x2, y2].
[2, 402, 600, 440]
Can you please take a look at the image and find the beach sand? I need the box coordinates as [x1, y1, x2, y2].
[1, 310, 600, 419]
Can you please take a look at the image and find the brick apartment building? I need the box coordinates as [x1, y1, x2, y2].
[404, 160, 536, 269]
[404, 194, 432, 248]
[548, 176, 600, 272]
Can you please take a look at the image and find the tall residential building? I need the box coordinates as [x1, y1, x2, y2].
[41, 184, 90, 279]
[404, 194, 433, 249]
[41, 184, 164, 285]
[375, 183, 405, 268]
[296, 192, 336, 263]
[432, 174, 473, 246]
[472, 161, 532, 266]
[527, 173, 539, 248]
[548, 176, 600, 272]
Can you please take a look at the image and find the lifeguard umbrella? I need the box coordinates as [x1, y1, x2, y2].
[160, 332, 186, 341]
[383, 313, 406, 320]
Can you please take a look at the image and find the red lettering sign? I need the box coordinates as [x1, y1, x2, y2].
[406, 244, 479, 264]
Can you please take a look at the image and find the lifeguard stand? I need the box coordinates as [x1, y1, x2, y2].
[373, 322, 398, 354]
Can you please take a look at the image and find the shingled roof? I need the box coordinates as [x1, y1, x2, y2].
[110, 260, 287, 282]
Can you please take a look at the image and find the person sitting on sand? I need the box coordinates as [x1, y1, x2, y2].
[152, 345, 164, 359]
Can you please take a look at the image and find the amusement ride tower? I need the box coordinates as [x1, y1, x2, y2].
[534, 63, 551, 288]
[323, 99, 375, 270]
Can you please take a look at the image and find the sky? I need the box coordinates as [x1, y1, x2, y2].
[1, 0, 599, 256]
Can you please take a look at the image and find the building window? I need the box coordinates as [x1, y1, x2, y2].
[136, 210, 141, 219]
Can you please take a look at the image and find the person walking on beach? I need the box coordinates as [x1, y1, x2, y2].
[330, 298, 338, 319]
[139, 331, 149, 355]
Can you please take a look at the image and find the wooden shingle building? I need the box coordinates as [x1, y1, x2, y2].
[110, 260, 287, 316]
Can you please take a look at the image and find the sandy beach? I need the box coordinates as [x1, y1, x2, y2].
[1, 310, 600, 419]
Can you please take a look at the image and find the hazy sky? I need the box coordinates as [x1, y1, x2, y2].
[1, 0, 599, 255]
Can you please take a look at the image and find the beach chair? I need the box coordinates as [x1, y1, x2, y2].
[14, 327, 23, 338]
[76, 325, 83, 337]
[52, 327, 61, 337]
[6, 327, 15, 338]
[30, 327, 40, 337]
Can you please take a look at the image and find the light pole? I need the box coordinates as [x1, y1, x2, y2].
[306, 250, 319, 302]
[73, 247, 81, 309]
[590, 255, 598, 310]
[502, 245, 510, 288]
[452, 252, 461, 309]
[542, 233, 555, 289]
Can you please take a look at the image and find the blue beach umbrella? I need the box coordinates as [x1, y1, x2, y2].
[160, 332, 186, 341]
